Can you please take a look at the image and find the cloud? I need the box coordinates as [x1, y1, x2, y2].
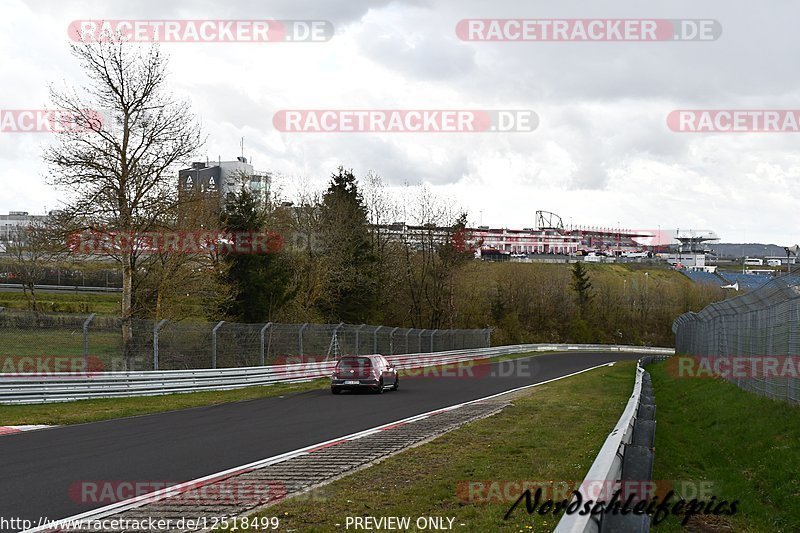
[3, 0, 800, 244]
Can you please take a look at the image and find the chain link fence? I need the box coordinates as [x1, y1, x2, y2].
[673, 274, 800, 403]
[0, 308, 491, 371]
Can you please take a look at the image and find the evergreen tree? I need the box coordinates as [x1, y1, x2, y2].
[571, 261, 594, 317]
[221, 187, 293, 322]
[318, 167, 379, 323]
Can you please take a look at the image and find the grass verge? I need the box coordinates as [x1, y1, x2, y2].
[0, 351, 550, 426]
[225, 360, 638, 532]
[650, 361, 800, 532]
[0, 290, 121, 315]
[0, 379, 328, 426]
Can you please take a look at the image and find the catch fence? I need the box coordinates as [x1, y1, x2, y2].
[673, 274, 800, 403]
[0, 308, 491, 371]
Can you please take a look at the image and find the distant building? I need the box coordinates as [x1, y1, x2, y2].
[675, 229, 720, 253]
[471, 226, 581, 255]
[0, 211, 51, 241]
[178, 157, 271, 207]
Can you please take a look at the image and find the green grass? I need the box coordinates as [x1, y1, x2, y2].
[0, 291, 121, 315]
[650, 361, 800, 532]
[0, 379, 329, 426]
[0, 329, 120, 362]
[224, 361, 638, 532]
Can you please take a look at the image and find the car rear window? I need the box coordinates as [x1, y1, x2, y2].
[337, 357, 371, 370]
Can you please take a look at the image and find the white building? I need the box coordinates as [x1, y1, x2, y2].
[178, 157, 271, 206]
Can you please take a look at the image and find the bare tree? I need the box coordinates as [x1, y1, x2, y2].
[5, 222, 65, 314]
[44, 40, 204, 368]
[362, 171, 404, 320]
[285, 181, 328, 321]
[400, 185, 469, 329]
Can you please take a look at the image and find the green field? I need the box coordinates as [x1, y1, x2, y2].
[0, 290, 121, 315]
[650, 361, 800, 532]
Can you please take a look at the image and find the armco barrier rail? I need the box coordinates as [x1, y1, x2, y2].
[0, 344, 673, 404]
[554, 355, 668, 533]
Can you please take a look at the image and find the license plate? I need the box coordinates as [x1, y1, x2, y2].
[344, 380, 359, 385]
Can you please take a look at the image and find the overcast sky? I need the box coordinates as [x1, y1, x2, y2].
[2, 0, 799, 245]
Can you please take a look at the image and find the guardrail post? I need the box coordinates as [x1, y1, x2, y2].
[374, 325, 383, 355]
[211, 321, 225, 369]
[153, 319, 167, 370]
[389, 326, 399, 355]
[430, 329, 438, 352]
[259, 322, 272, 366]
[355, 324, 366, 355]
[298, 323, 309, 360]
[82, 313, 96, 373]
[419, 329, 426, 352]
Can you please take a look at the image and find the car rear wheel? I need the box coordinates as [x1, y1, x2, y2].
[391, 375, 399, 391]
[331, 387, 341, 395]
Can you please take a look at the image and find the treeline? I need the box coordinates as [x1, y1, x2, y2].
[175, 167, 726, 348]
[8, 165, 727, 348]
[7, 39, 727, 360]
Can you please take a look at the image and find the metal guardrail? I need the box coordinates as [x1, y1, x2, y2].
[0, 344, 673, 404]
[554, 355, 668, 533]
[0, 283, 122, 293]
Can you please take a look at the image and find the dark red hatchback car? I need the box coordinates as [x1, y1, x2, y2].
[331, 355, 399, 394]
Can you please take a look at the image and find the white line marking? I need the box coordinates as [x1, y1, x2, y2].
[23, 360, 617, 532]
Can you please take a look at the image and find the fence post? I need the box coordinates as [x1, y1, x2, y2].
[405, 329, 412, 354]
[299, 323, 309, 360]
[430, 329, 438, 352]
[211, 321, 225, 369]
[82, 313, 96, 373]
[355, 324, 366, 355]
[374, 325, 383, 355]
[419, 329, 426, 352]
[259, 322, 272, 366]
[389, 326, 399, 355]
[153, 319, 167, 370]
[486, 328, 492, 347]
[331, 322, 344, 359]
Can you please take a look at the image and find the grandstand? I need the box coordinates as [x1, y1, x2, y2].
[679, 270, 791, 291]
[680, 270, 725, 285]
[717, 272, 773, 290]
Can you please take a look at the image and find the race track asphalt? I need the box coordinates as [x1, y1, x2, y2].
[0, 351, 642, 529]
